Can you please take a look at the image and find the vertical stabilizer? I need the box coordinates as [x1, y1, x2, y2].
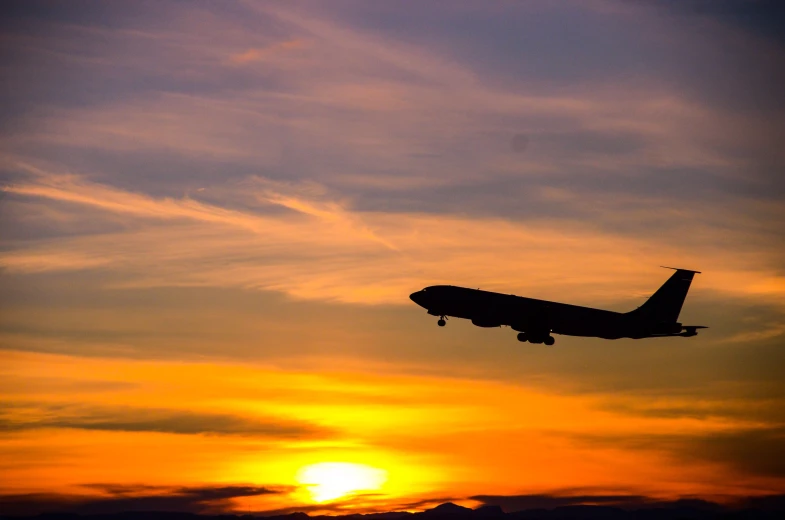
[631, 268, 700, 322]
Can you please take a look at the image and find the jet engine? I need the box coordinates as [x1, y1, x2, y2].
[471, 317, 501, 328]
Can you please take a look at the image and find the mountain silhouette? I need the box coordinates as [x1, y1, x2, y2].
[419, 503, 474, 519]
[2, 500, 785, 520]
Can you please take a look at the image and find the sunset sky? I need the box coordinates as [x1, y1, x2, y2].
[1, 0, 784, 515]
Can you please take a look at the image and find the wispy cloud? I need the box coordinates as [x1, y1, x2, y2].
[0, 401, 330, 437]
[229, 40, 305, 64]
[3, 167, 784, 307]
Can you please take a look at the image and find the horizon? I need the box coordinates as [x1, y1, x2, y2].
[1, 0, 784, 517]
[3, 494, 785, 517]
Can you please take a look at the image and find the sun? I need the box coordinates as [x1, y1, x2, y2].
[296, 462, 388, 503]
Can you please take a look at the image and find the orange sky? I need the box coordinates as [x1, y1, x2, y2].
[3, 348, 783, 514]
[1, 0, 784, 515]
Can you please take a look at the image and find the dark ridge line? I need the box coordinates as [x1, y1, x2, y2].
[2, 500, 785, 520]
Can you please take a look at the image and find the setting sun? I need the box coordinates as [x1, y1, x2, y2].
[296, 462, 388, 503]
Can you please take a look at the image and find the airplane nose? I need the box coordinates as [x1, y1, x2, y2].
[409, 290, 425, 306]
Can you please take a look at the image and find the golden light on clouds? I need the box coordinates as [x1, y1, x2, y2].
[3, 167, 784, 309]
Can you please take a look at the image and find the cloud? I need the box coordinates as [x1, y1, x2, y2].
[3, 1, 781, 290]
[678, 427, 785, 479]
[469, 493, 723, 512]
[470, 493, 785, 513]
[3, 487, 783, 517]
[2, 167, 784, 308]
[570, 426, 785, 480]
[0, 401, 331, 438]
[229, 40, 304, 64]
[0, 484, 283, 515]
[3, 349, 785, 509]
[644, 0, 785, 46]
[722, 323, 785, 344]
[6, 0, 779, 194]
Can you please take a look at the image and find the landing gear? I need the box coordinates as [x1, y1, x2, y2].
[515, 332, 556, 345]
[437, 317, 446, 327]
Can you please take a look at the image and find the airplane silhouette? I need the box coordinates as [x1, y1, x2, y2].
[409, 267, 707, 345]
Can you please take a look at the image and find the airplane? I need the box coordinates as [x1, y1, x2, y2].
[409, 267, 707, 345]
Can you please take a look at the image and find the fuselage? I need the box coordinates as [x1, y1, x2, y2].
[409, 285, 674, 340]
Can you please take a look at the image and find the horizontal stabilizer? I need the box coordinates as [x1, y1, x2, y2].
[660, 266, 702, 273]
[681, 325, 707, 337]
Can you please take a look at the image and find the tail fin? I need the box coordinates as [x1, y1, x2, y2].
[630, 267, 700, 322]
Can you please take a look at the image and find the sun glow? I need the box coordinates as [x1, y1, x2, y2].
[296, 462, 388, 503]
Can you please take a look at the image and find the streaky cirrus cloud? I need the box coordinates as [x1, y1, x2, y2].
[2, 165, 783, 308]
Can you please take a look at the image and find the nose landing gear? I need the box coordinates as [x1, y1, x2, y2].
[437, 316, 446, 327]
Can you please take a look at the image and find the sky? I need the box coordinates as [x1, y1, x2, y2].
[1, 0, 784, 515]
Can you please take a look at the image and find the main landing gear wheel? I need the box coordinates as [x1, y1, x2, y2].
[437, 318, 446, 327]
[544, 336, 555, 346]
[517, 332, 527, 342]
